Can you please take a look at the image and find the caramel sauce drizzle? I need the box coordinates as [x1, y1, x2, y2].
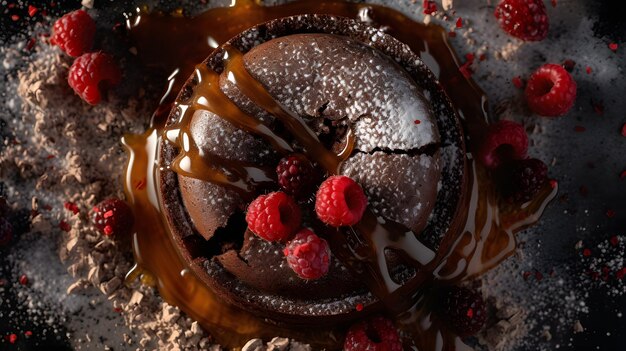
[171, 43, 437, 302]
[122, 1, 558, 349]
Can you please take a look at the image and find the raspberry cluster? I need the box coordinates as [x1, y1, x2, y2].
[245, 154, 368, 280]
[51, 10, 122, 105]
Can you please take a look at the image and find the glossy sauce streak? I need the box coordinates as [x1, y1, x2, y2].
[123, 0, 557, 349]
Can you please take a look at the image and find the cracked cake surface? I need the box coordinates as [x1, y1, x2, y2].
[158, 14, 466, 325]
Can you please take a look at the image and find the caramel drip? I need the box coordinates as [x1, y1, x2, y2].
[434, 162, 558, 282]
[122, 1, 558, 349]
[337, 127, 356, 161]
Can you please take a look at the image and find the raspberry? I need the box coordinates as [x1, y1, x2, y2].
[498, 158, 548, 202]
[494, 0, 549, 41]
[68, 52, 122, 105]
[0, 217, 13, 248]
[439, 286, 487, 337]
[477, 120, 528, 169]
[91, 198, 134, 237]
[276, 154, 315, 197]
[315, 175, 367, 227]
[283, 229, 331, 280]
[50, 10, 96, 57]
[525, 64, 577, 117]
[245, 192, 301, 242]
[344, 316, 402, 351]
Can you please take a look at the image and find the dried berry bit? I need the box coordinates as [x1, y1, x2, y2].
[423, 0, 437, 15]
[477, 120, 528, 169]
[91, 198, 135, 237]
[512, 76, 524, 89]
[28, 5, 38, 17]
[0, 217, 14, 247]
[64, 201, 79, 214]
[609, 43, 618, 52]
[525, 64, 577, 117]
[59, 220, 71, 232]
[498, 158, 548, 203]
[494, 0, 549, 41]
[283, 229, 330, 280]
[439, 286, 487, 337]
[50, 10, 95, 57]
[246, 192, 301, 242]
[315, 175, 367, 227]
[562, 59, 576, 72]
[9, 333, 17, 344]
[68, 52, 122, 105]
[344, 316, 402, 351]
[276, 154, 315, 197]
[19, 274, 29, 286]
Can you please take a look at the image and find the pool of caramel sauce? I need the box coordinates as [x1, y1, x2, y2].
[122, 1, 557, 349]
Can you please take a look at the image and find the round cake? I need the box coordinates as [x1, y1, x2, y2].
[158, 14, 467, 326]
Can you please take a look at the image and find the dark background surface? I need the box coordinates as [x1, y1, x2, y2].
[1, 0, 625, 350]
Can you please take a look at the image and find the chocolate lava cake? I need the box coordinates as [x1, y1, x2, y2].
[158, 15, 467, 326]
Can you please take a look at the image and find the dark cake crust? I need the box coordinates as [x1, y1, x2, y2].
[158, 14, 467, 326]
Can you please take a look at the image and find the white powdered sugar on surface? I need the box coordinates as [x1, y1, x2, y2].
[245, 33, 439, 151]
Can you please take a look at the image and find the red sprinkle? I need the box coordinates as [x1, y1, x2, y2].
[574, 126, 586, 132]
[19, 274, 29, 286]
[26, 37, 36, 51]
[11, 14, 20, 21]
[414, 119, 421, 125]
[456, 18, 463, 28]
[103, 225, 113, 235]
[466, 307, 474, 318]
[355, 303, 364, 312]
[465, 53, 475, 62]
[59, 220, 71, 232]
[24, 331, 33, 337]
[448, 31, 457, 38]
[586, 66, 592, 74]
[583, 248, 592, 257]
[64, 201, 80, 215]
[606, 209, 616, 218]
[549, 179, 558, 189]
[479, 54, 487, 61]
[9, 333, 17, 344]
[114, 307, 123, 313]
[28, 5, 38, 17]
[512, 76, 524, 89]
[610, 236, 619, 247]
[609, 43, 618, 52]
